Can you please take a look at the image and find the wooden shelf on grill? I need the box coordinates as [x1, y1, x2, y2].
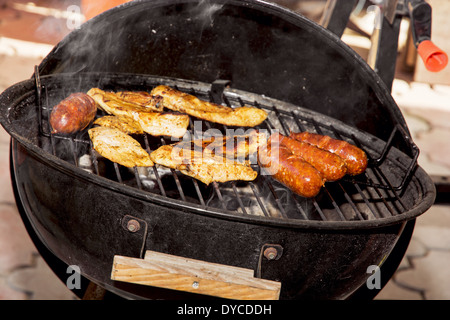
[111, 250, 281, 300]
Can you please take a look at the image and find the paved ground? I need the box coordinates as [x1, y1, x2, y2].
[0, 0, 450, 300]
[373, 80, 450, 300]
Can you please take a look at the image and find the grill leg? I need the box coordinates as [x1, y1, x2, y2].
[320, 0, 358, 37]
[82, 282, 107, 300]
[432, 175, 450, 203]
[367, 13, 402, 91]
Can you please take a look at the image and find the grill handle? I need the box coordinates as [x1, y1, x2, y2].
[406, 0, 448, 72]
[111, 251, 281, 300]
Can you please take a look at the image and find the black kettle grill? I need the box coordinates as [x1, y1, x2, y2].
[0, 0, 444, 300]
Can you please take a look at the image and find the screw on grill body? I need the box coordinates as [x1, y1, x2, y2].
[263, 247, 278, 260]
[127, 219, 140, 232]
[192, 281, 199, 289]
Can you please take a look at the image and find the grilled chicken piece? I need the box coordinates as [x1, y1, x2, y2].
[89, 126, 154, 168]
[131, 111, 189, 139]
[150, 144, 258, 185]
[94, 115, 144, 135]
[88, 88, 163, 113]
[150, 85, 268, 127]
[87, 88, 189, 138]
[173, 130, 267, 160]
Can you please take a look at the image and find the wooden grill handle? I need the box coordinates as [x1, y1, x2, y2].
[111, 250, 281, 300]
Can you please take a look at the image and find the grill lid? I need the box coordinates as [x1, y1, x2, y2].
[0, 72, 436, 230]
[38, 0, 410, 143]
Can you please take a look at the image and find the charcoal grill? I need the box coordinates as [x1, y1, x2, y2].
[0, 0, 441, 300]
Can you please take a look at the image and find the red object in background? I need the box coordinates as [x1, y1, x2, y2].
[81, 0, 131, 20]
[417, 40, 448, 72]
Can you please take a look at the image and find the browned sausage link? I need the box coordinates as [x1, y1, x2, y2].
[50, 93, 97, 135]
[290, 131, 368, 176]
[258, 141, 325, 198]
[271, 133, 347, 182]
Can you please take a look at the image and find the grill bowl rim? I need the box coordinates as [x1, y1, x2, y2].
[0, 73, 437, 231]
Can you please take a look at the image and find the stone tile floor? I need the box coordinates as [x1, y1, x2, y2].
[373, 80, 450, 300]
[0, 0, 450, 301]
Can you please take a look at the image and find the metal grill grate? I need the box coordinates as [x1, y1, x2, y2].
[33, 71, 420, 223]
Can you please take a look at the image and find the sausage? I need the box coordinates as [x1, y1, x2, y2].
[258, 139, 325, 198]
[50, 93, 97, 134]
[272, 133, 347, 182]
[289, 131, 368, 176]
